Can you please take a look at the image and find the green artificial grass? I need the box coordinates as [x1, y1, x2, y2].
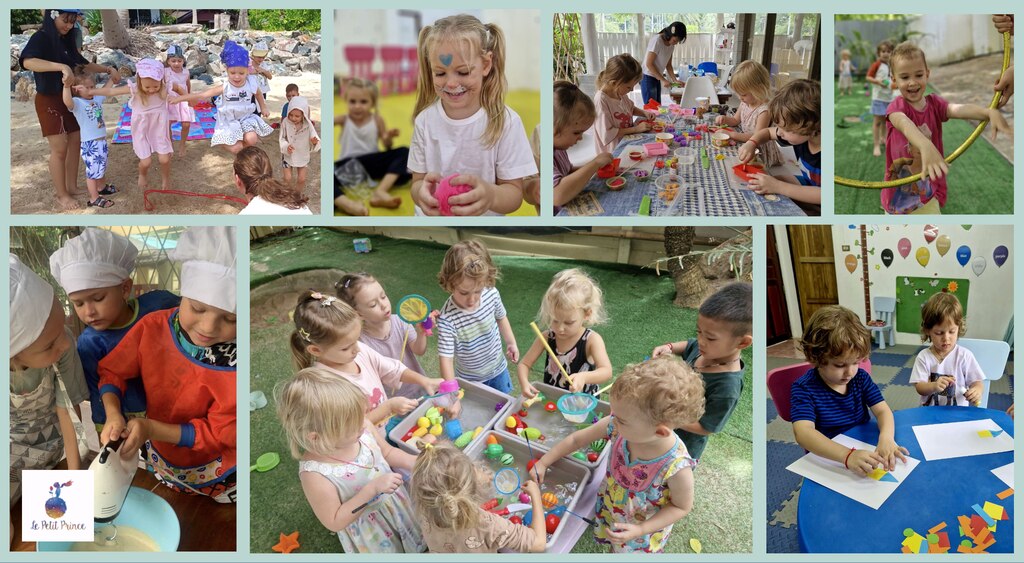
[249, 228, 753, 554]
[833, 79, 1013, 215]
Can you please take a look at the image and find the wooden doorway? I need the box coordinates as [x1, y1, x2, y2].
[766, 228, 791, 344]
[787, 225, 839, 327]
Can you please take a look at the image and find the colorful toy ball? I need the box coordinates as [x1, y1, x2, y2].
[519, 492, 531, 504]
[505, 416, 517, 429]
[518, 408, 528, 418]
[544, 402, 558, 413]
[587, 452, 599, 462]
[486, 434, 499, 445]
[590, 439, 607, 452]
[486, 444, 504, 459]
[510, 516, 523, 525]
[436, 174, 474, 216]
[541, 492, 558, 509]
[545, 513, 561, 534]
[500, 453, 515, 466]
[444, 420, 464, 441]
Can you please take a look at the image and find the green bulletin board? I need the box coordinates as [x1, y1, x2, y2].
[894, 277, 969, 333]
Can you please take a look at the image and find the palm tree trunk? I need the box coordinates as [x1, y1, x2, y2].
[238, 9, 249, 30]
[101, 9, 130, 49]
[663, 227, 708, 308]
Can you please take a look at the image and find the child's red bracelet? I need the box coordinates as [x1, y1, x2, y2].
[844, 447, 856, 469]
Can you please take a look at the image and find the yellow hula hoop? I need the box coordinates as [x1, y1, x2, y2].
[835, 32, 1011, 189]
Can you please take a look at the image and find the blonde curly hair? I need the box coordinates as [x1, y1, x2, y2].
[437, 239, 500, 293]
[610, 355, 705, 428]
[410, 443, 492, 530]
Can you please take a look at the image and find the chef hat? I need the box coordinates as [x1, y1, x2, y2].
[10, 254, 56, 357]
[171, 227, 236, 314]
[49, 228, 138, 295]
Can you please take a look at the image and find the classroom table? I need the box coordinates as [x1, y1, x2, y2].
[558, 120, 806, 217]
[797, 407, 1014, 553]
[11, 463, 237, 552]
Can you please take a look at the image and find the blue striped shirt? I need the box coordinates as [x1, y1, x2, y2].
[436, 286, 508, 381]
[790, 368, 884, 438]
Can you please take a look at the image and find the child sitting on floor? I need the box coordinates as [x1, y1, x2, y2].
[652, 282, 752, 461]
[789, 305, 907, 476]
[910, 292, 985, 406]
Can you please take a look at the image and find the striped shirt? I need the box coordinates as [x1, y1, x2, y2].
[436, 286, 508, 381]
[790, 368, 884, 438]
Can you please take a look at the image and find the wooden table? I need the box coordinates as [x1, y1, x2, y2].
[11, 464, 236, 552]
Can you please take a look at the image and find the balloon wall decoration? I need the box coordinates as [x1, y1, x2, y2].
[898, 238, 912, 259]
[972, 256, 986, 277]
[936, 235, 951, 257]
[916, 247, 930, 267]
[923, 224, 938, 244]
[881, 249, 894, 268]
[845, 254, 858, 273]
[956, 246, 971, 267]
[993, 245, 1009, 268]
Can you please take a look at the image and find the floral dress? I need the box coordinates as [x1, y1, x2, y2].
[594, 421, 697, 552]
[299, 429, 425, 553]
[738, 101, 782, 168]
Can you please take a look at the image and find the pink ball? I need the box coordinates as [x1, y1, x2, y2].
[519, 492, 531, 504]
[436, 174, 474, 216]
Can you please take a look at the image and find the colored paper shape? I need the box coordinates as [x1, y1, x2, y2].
[993, 245, 1009, 267]
[916, 246, 930, 267]
[972, 504, 996, 527]
[845, 254, 858, 273]
[881, 248, 894, 267]
[928, 522, 947, 534]
[956, 245, 972, 266]
[982, 501, 1008, 521]
[898, 237, 912, 258]
[936, 235, 951, 256]
[924, 224, 938, 243]
[991, 463, 1013, 489]
[913, 419, 1013, 460]
[786, 434, 920, 509]
[977, 429, 1003, 438]
[972, 256, 987, 276]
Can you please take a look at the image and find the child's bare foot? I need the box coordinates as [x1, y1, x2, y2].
[370, 191, 402, 209]
[873, 145, 881, 157]
[335, 196, 369, 216]
[57, 195, 81, 211]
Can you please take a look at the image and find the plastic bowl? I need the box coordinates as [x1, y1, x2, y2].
[556, 393, 598, 424]
[37, 487, 179, 552]
[674, 148, 696, 166]
[655, 132, 674, 145]
[627, 150, 644, 161]
[655, 174, 684, 192]
[711, 132, 731, 148]
[605, 176, 627, 191]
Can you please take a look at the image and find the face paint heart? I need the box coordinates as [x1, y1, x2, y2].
[439, 53, 453, 66]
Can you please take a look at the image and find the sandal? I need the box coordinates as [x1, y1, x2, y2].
[87, 196, 115, 208]
[99, 183, 118, 195]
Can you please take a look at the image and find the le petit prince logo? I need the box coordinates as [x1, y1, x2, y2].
[31, 480, 86, 531]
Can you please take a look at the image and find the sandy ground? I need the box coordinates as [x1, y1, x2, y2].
[11, 72, 322, 215]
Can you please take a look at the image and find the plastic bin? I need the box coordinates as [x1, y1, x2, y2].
[495, 382, 611, 470]
[465, 430, 592, 549]
[389, 379, 512, 454]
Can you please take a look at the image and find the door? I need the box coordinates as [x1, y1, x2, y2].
[766, 228, 791, 344]
[787, 225, 839, 327]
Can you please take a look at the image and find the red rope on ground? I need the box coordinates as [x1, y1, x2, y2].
[143, 189, 249, 212]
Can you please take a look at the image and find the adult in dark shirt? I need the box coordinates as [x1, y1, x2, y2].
[19, 9, 121, 211]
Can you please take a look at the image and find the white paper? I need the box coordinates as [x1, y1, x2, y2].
[991, 463, 1014, 489]
[911, 419, 1013, 461]
[786, 434, 920, 510]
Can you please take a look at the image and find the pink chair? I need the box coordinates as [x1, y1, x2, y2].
[405, 46, 419, 93]
[379, 45, 406, 96]
[344, 45, 376, 82]
[767, 359, 872, 422]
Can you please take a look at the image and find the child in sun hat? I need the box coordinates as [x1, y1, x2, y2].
[164, 44, 195, 156]
[49, 228, 180, 433]
[250, 40, 273, 101]
[98, 226, 237, 502]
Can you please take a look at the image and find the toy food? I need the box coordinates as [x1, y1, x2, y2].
[606, 176, 627, 190]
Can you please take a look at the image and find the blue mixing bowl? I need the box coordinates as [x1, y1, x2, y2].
[37, 486, 179, 552]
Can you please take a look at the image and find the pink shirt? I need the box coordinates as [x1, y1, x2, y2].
[358, 315, 425, 400]
[594, 90, 636, 153]
[314, 347, 405, 422]
[882, 94, 949, 212]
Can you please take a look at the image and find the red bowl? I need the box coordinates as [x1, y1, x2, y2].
[628, 150, 643, 161]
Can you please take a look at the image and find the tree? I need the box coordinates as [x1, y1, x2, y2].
[238, 9, 249, 30]
[657, 227, 752, 308]
[191, 10, 198, 25]
[101, 9, 130, 49]
[663, 227, 707, 308]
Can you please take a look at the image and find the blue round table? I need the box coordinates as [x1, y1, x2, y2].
[797, 407, 1014, 553]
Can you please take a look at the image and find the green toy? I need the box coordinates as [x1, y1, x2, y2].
[454, 430, 474, 448]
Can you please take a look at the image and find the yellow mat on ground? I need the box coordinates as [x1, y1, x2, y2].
[333, 90, 540, 216]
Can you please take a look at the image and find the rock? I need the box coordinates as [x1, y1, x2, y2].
[196, 73, 214, 85]
[185, 49, 205, 70]
[95, 50, 135, 74]
[271, 48, 292, 61]
[299, 58, 320, 73]
[207, 44, 222, 57]
[206, 60, 224, 76]
[296, 45, 312, 57]
[11, 71, 33, 95]
[276, 39, 299, 54]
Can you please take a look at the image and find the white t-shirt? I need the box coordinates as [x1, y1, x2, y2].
[237, 196, 312, 215]
[644, 35, 675, 79]
[314, 348, 406, 427]
[71, 96, 107, 142]
[408, 102, 538, 215]
[909, 344, 985, 406]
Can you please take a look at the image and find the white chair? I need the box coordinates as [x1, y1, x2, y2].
[957, 338, 1010, 409]
[866, 297, 896, 350]
[680, 76, 719, 107]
